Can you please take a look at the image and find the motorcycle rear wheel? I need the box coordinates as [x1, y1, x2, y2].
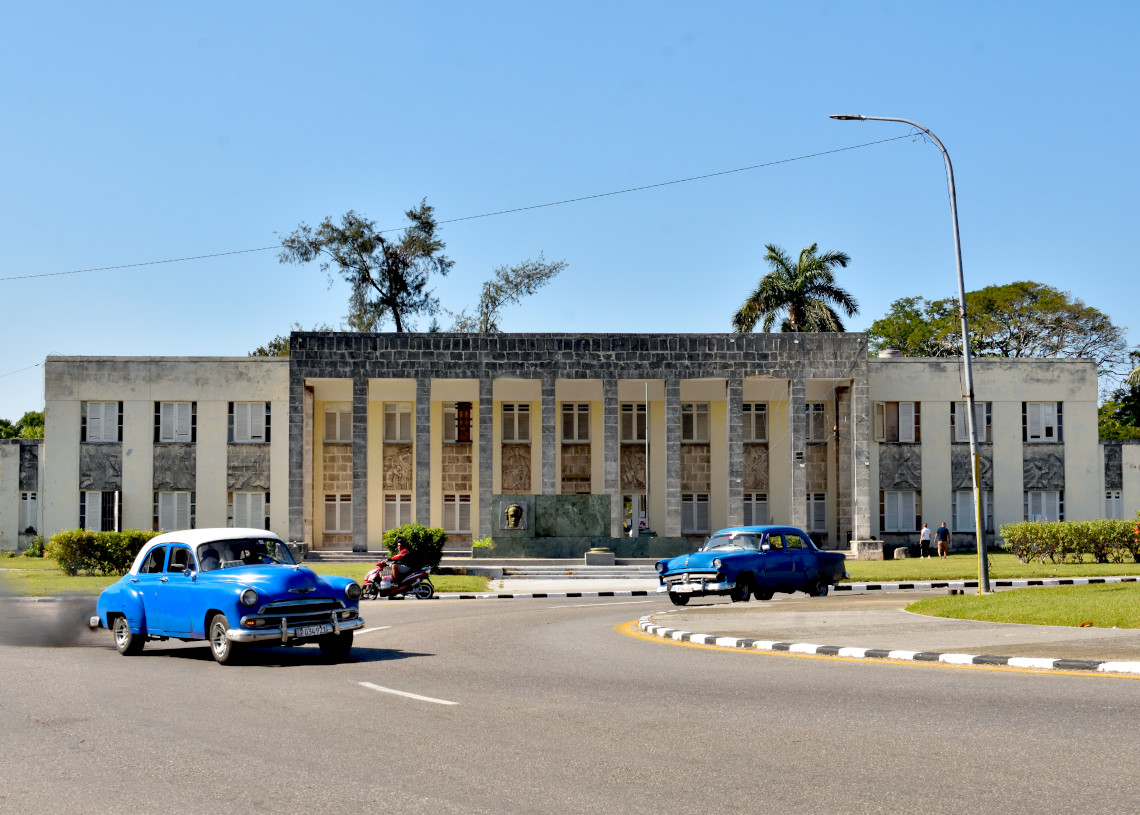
[410, 580, 435, 600]
[361, 584, 378, 600]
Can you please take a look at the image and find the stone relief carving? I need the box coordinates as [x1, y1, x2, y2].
[153, 444, 196, 491]
[501, 444, 532, 492]
[79, 445, 122, 491]
[19, 443, 39, 491]
[951, 447, 993, 490]
[1104, 443, 1123, 490]
[382, 444, 413, 490]
[878, 445, 921, 490]
[743, 444, 769, 491]
[1023, 445, 1065, 489]
[621, 445, 646, 491]
[227, 444, 271, 490]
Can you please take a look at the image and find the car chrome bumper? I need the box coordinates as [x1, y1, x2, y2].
[657, 580, 734, 594]
[228, 615, 365, 643]
[89, 615, 102, 629]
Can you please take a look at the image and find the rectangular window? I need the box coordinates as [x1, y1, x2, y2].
[952, 401, 991, 443]
[681, 493, 710, 534]
[805, 402, 827, 444]
[874, 401, 920, 443]
[442, 403, 473, 444]
[80, 490, 120, 532]
[501, 403, 531, 443]
[230, 402, 269, 443]
[620, 403, 647, 443]
[82, 401, 121, 443]
[155, 491, 194, 531]
[442, 494, 472, 533]
[1025, 490, 1063, 522]
[881, 490, 917, 533]
[324, 404, 352, 443]
[953, 490, 994, 533]
[1024, 402, 1062, 443]
[743, 403, 768, 443]
[156, 401, 195, 443]
[384, 403, 413, 443]
[561, 403, 590, 442]
[19, 491, 37, 534]
[681, 403, 710, 442]
[324, 493, 352, 533]
[230, 491, 268, 529]
[742, 492, 768, 526]
[384, 493, 412, 530]
[807, 492, 828, 532]
[1106, 489, 1123, 520]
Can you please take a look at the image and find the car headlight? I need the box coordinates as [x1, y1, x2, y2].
[712, 558, 722, 569]
[655, 562, 665, 574]
[345, 582, 362, 601]
[240, 588, 259, 607]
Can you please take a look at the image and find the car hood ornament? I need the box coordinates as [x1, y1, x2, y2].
[289, 586, 316, 594]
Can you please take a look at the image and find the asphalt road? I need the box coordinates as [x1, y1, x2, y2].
[1, 594, 1137, 815]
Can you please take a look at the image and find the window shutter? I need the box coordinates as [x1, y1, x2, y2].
[458, 495, 471, 533]
[885, 492, 899, 532]
[812, 494, 826, 531]
[160, 403, 174, 442]
[251, 492, 265, 528]
[175, 404, 191, 442]
[250, 404, 265, 442]
[743, 496, 752, 526]
[621, 408, 632, 441]
[234, 492, 249, 527]
[873, 403, 885, 442]
[1045, 491, 1059, 522]
[954, 403, 969, 443]
[158, 492, 174, 530]
[899, 403, 915, 443]
[975, 403, 988, 443]
[903, 491, 915, 531]
[235, 403, 251, 443]
[681, 408, 694, 441]
[89, 403, 102, 442]
[86, 492, 102, 532]
[1043, 403, 1056, 439]
[577, 407, 589, 441]
[957, 492, 974, 532]
[1027, 403, 1043, 440]
[518, 405, 530, 442]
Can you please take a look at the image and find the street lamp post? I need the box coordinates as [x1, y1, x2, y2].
[829, 114, 990, 594]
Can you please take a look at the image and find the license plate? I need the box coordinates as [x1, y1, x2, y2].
[296, 624, 330, 638]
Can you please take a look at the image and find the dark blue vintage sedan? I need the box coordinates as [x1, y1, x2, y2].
[91, 528, 364, 664]
[655, 525, 848, 606]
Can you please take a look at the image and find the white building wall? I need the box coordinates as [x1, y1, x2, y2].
[0, 445, 19, 549]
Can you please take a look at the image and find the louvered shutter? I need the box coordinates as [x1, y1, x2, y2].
[975, 403, 988, 443]
[899, 403, 915, 443]
[160, 403, 174, 442]
[902, 491, 915, 531]
[234, 403, 250, 443]
[1027, 403, 1043, 440]
[1045, 491, 1059, 522]
[955, 403, 970, 442]
[85, 492, 101, 531]
[250, 492, 265, 528]
[250, 404, 265, 441]
[885, 492, 899, 532]
[233, 492, 249, 527]
[175, 403, 191, 442]
[958, 491, 974, 532]
[812, 493, 826, 531]
[88, 403, 104, 442]
[157, 492, 173, 530]
[696, 495, 709, 532]
[458, 495, 471, 533]
[873, 403, 885, 441]
[1043, 403, 1056, 439]
[517, 405, 530, 442]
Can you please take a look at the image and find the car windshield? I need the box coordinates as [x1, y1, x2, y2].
[196, 538, 295, 571]
[703, 533, 760, 552]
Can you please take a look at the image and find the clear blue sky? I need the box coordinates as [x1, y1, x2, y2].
[2, 1, 1137, 421]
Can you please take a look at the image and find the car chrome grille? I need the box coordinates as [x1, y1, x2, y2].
[261, 598, 342, 615]
[663, 572, 722, 586]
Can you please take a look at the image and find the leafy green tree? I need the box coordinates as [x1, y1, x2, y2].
[448, 254, 568, 332]
[867, 281, 1127, 378]
[1100, 351, 1140, 439]
[732, 243, 858, 333]
[0, 410, 44, 439]
[278, 200, 453, 333]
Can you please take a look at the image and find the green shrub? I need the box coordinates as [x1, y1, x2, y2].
[381, 523, 447, 569]
[1000, 519, 1138, 565]
[47, 529, 97, 575]
[472, 536, 494, 549]
[45, 528, 160, 576]
[24, 535, 46, 558]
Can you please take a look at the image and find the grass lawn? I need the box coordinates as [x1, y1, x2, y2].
[0, 563, 489, 597]
[907, 583, 1140, 628]
[844, 552, 1140, 583]
[0, 556, 63, 570]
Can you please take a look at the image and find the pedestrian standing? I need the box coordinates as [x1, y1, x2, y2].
[935, 522, 950, 558]
[919, 523, 932, 558]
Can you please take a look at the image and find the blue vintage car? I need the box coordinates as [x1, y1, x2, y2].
[91, 528, 364, 664]
[655, 525, 848, 606]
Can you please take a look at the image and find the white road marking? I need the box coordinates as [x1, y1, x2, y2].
[357, 626, 391, 635]
[358, 682, 458, 706]
[547, 600, 655, 609]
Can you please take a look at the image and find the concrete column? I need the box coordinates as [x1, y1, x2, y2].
[665, 378, 682, 537]
[478, 377, 493, 539]
[603, 378, 620, 537]
[851, 375, 872, 540]
[726, 377, 744, 527]
[288, 367, 305, 543]
[541, 375, 556, 494]
[789, 376, 807, 529]
[351, 374, 368, 552]
[415, 377, 431, 526]
[836, 385, 853, 547]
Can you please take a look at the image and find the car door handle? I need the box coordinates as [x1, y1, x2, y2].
[130, 578, 139, 583]
[159, 577, 169, 583]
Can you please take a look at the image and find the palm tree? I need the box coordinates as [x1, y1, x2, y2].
[732, 243, 858, 333]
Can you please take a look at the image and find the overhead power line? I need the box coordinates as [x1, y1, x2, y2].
[0, 133, 916, 284]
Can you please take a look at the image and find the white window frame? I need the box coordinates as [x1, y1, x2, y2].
[681, 493, 710, 535]
[442, 493, 472, 534]
[953, 401, 990, 443]
[501, 403, 531, 443]
[882, 490, 916, 533]
[384, 403, 413, 443]
[232, 402, 268, 443]
[620, 403, 647, 443]
[159, 402, 194, 443]
[874, 401, 917, 443]
[384, 493, 412, 531]
[743, 403, 768, 443]
[324, 403, 352, 443]
[805, 402, 827, 444]
[561, 403, 590, 443]
[1025, 490, 1063, 522]
[230, 491, 267, 529]
[84, 401, 119, 443]
[1106, 489, 1123, 520]
[1025, 402, 1060, 443]
[19, 491, 37, 533]
[953, 490, 993, 533]
[324, 493, 353, 533]
[742, 492, 768, 526]
[156, 490, 193, 532]
[681, 403, 710, 443]
[442, 403, 458, 443]
[807, 492, 828, 533]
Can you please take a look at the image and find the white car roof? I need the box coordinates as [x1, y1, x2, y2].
[128, 528, 285, 574]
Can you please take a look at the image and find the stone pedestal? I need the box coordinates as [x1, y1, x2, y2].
[584, 549, 615, 566]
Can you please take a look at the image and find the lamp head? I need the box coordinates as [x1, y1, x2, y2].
[829, 114, 866, 121]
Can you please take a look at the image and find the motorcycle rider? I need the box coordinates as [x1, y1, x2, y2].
[389, 537, 413, 587]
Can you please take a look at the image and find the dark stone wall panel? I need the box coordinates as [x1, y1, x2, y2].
[79, 444, 122, 491]
[951, 447, 993, 490]
[19, 440, 40, 491]
[228, 444, 271, 490]
[1023, 445, 1065, 489]
[1104, 442, 1123, 490]
[153, 444, 196, 491]
[879, 445, 921, 490]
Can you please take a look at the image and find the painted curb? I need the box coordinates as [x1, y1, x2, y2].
[636, 613, 1140, 676]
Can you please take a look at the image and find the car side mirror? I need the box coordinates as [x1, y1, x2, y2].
[761, 543, 770, 552]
